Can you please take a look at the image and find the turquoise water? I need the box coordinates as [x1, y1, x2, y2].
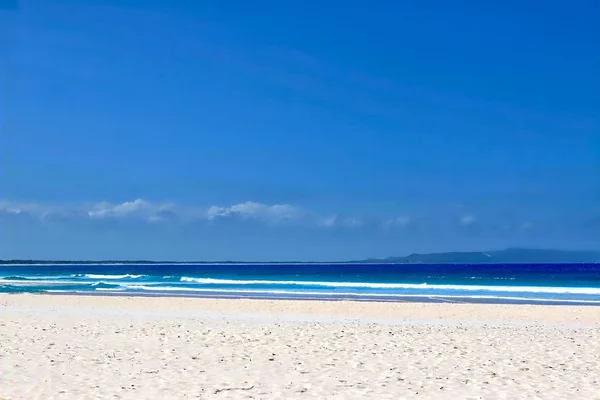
[1, 263, 600, 304]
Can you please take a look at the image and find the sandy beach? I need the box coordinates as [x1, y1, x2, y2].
[1, 295, 599, 399]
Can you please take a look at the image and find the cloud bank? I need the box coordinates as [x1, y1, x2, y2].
[2, 198, 598, 261]
[1, 198, 591, 240]
[206, 201, 305, 223]
[0, 199, 368, 229]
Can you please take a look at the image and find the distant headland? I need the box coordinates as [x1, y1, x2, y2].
[1, 248, 599, 264]
[352, 248, 600, 264]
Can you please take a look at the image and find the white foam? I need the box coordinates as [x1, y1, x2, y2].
[178, 277, 600, 295]
[1, 275, 78, 280]
[112, 285, 600, 303]
[0, 279, 83, 285]
[91, 281, 120, 287]
[79, 274, 144, 279]
[0, 263, 138, 266]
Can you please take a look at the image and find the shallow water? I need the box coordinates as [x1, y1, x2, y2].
[2, 262, 600, 305]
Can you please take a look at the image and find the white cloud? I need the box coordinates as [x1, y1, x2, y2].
[0, 200, 64, 220]
[1, 199, 315, 225]
[1, 198, 397, 231]
[2, 206, 24, 215]
[207, 201, 304, 223]
[88, 199, 150, 219]
[86, 199, 180, 223]
[2, 199, 371, 228]
[0, 200, 42, 215]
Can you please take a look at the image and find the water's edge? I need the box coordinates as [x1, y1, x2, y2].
[41, 290, 600, 306]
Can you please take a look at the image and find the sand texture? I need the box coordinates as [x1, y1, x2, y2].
[1, 295, 599, 399]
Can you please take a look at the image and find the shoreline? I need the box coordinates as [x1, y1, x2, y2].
[4, 294, 600, 326]
[43, 289, 600, 306]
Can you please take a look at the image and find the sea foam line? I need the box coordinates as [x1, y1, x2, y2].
[0, 279, 131, 287]
[178, 277, 600, 295]
[0, 279, 84, 285]
[75, 274, 145, 279]
[93, 286, 600, 304]
[1, 275, 79, 280]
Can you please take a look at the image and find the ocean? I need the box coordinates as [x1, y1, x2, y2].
[1, 263, 600, 305]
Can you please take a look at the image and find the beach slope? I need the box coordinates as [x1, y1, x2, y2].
[1, 295, 599, 399]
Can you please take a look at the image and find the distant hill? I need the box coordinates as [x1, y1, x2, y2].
[2, 248, 599, 265]
[355, 248, 600, 264]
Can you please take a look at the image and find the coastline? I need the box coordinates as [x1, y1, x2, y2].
[4, 294, 600, 325]
[2, 294, 600, 399]
[46, 289, 600, 306]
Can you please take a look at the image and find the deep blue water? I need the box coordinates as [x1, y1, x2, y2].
[1, 263, 600, 305]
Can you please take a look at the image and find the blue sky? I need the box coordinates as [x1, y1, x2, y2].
[1, 0, 598, 260]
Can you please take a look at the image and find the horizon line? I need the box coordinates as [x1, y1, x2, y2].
[2, 248, 599, 265]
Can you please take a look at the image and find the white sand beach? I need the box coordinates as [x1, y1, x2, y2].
[1, 295, 599, 399]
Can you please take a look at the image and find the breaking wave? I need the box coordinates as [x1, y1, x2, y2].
[179, 277, 600, 295]
[74, 274, 145, 279]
